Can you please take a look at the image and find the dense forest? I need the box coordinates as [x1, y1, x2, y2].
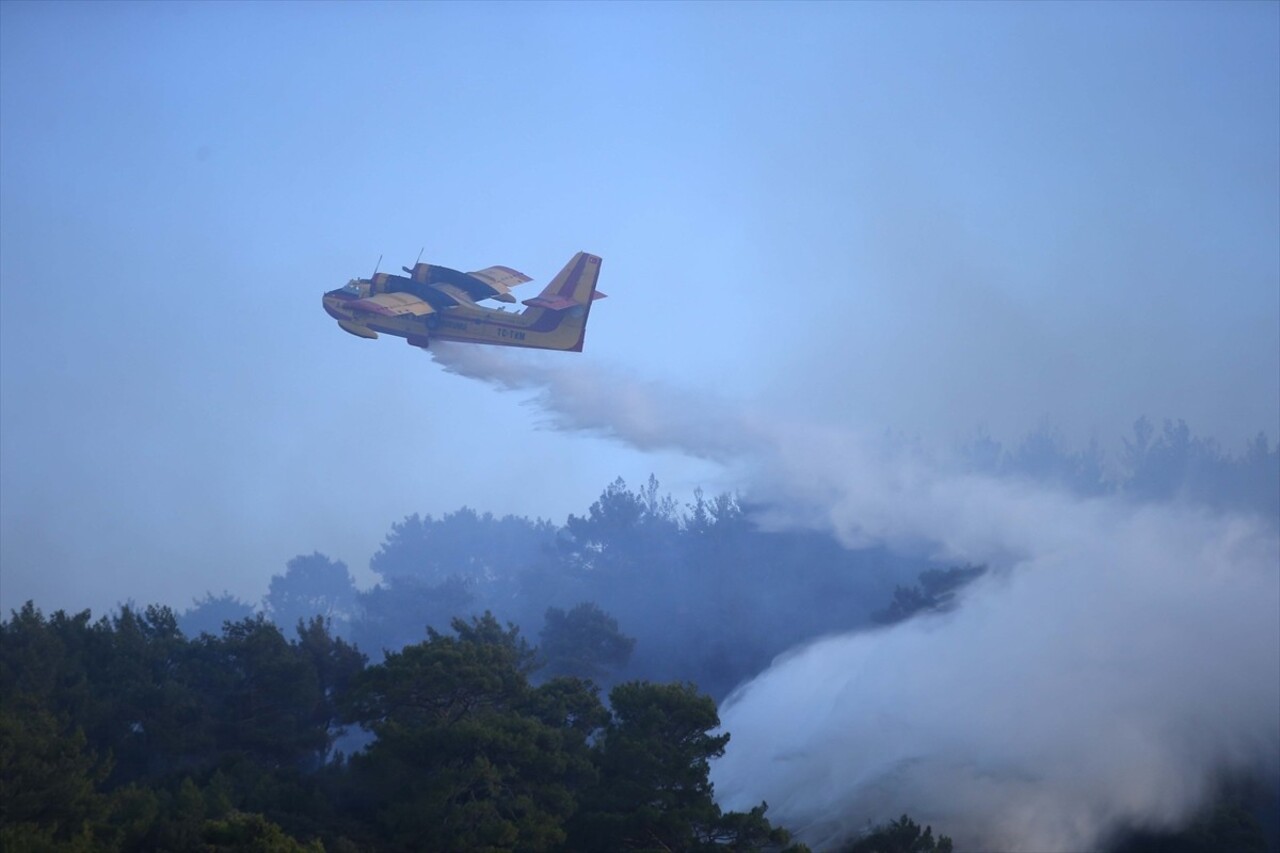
[184, 419, 1280, 694]
[2, 604, 817, 851]
[182, 478, 950, 703]
[3, 421, 1276, 851]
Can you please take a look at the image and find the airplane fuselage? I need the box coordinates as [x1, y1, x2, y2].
[322, 252, 603, 352]
[322, 290, 585, 350]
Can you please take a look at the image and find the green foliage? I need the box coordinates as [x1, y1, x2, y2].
[5, 594, 808, 853]
[97, 785, 165, 851]
[522, 676, 611, 737]
[873, 565, 986, 625]
[345, 612, 533, 730]
[94, 603, 204, 785]
[568, 681, 798, 852]
[0, 601, 210, 788]
[0, 605, 357, 851]
[14, 447, 1277, 852]
[98, 778, 326, 853]
[0, 602, 98, 732]
[202, 811, 325, 852]
[840, 814, 953, 853]
[603, 681, 728, 794]
[144, 777, 210, 852]
[0, 699, 108, 849]
[539, 602, 636, 682]
[343, 613, 598, 851]
[571, 681, 726, 850]
[293, 616, 366, 759]
[350, 573, 476, 654]
[704, 802, 810, 852]
[191, 615, 329, 769]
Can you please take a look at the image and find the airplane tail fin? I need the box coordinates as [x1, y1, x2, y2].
[522, 252, 605, 312]
[516, 252, 604, 352]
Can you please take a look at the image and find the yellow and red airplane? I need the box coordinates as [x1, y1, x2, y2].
[323, 251, 605, 351]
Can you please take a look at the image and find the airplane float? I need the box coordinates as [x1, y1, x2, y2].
[323, 251, 604, 351]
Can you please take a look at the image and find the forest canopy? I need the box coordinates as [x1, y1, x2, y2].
[4, 420, 1275, 851]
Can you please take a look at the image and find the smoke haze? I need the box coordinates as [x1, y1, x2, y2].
[430, 343, 762, 463]
[431, 343, 1280, 852]
[2, 5, 1275, 849]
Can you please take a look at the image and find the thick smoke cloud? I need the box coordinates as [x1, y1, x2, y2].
[430, 343, 1280, 852]
[714, 497, 1278, 851]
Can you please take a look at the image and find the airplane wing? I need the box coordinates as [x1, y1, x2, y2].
[467, 265, 532, 290]
[349, 292, 435, 317]
[428, 282, 478, 307]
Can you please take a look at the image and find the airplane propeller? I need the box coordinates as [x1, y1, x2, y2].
[402, 247, 425, 276]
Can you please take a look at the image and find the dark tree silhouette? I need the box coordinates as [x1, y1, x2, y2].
[265, 553, 358, 636]
[179, 591, 256, 638]
[539, 602, 635, 683]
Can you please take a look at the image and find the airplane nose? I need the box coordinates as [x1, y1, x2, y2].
[323, 294, 344, 320]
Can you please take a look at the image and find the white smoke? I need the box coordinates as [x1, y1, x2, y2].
[430, 343, 1280, 851]
[713, 492, 1279, 851]
[430, 343, 765, 462]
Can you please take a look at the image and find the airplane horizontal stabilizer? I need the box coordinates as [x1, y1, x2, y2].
[522, 291, 607, 311]
[521, 294, 580, 311]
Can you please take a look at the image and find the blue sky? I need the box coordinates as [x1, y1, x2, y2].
[2, 1, 1276, 614]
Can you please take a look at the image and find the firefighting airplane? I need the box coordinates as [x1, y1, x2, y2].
[322, 251, 604, 351]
